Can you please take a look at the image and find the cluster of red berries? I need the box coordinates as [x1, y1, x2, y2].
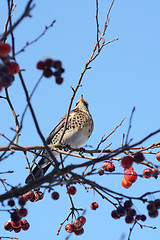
[4, 196, 29, 233]
[147, 199, 160, 218]
[52, 186, 87, 236]
[121, 153, 159, 189]
[4, 190, 44, 233]
[65, 216, 86, 236]
[0, 41, 20, 91]
[4, 218, 30, 233]
[111, 200, 146, 224]
[121, 155, 137, 189]
[98, 152, 159, 189]
[22, 190, 44, 202]
[37, 58, 64, 84]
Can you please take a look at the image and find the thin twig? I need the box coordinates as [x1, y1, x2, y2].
[5, 88, 20, 144]
[96, 0, 100, 49]
[96, 116, 126, 149]
[19, 74, 43, 129]
[128, 221, 136, 240]
[18, 71, 59, 167]
[125, 107, 135, 145]
[15, 19, 56, 55]
[1, 0, 35, 41]
[0, 237, 18, 240]
[58, 0, 117, 144]
[99, 0, 115, 41]
[136, 221, 156, 230]
[0, 171, 14, 174]
[3, 0, 14, 37]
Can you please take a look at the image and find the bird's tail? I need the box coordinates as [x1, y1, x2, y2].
[25, 158, 51, 184]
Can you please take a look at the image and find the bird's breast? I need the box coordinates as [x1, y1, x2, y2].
[61, 127, 90, 148]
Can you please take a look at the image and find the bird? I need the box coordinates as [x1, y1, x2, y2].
[25, 95, 94, 183]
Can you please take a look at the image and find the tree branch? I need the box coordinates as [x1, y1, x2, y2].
[1, 0, 35, 41]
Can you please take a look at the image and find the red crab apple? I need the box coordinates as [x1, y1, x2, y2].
[122, 178, 132, 189]
[124, 169, 137, 183]
[4, 221, 13, 231]
[65, 224, 74, 233]
[67, 186, 77, 195]
[18, 196, 26, 206]
[133, 152, 145, 163]
[102, 161, 115, 172]
[23, 190, 35, 201]
[156, 152, 160, 161]
[111, 210, 120, 219]
[21, 219, 30, 231]
[56, 76, 63, 85]
[51, 191, 60, 200]
[121, 156, 133, 169]
[19, 208, 28, 217]
[125, 215, 134, 224]
[0, 43, 11, 57]
[37, 61, 45, 70]
[77, 216, 86, 225]
[11, 220, 21, 229]
[90, 202, 99, 210]
[7, 62, 20, 75]
[74, 228, 84, 236]
[74, 219, 83, 230]
[143, 168, 153, 179]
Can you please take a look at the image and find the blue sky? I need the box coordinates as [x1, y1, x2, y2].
[0, 0, 160, 240]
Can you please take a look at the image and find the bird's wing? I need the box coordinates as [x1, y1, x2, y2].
[45, 113, 67, 144]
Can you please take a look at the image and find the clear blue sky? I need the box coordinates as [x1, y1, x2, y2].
[0, 0, 160, 239]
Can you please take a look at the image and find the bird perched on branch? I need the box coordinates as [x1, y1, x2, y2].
[25, 95, 94, 183]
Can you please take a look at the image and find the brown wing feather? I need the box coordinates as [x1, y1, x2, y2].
[45, 113, 66, 144]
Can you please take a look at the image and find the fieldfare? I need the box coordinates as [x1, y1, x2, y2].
[25, 95, 94, 183]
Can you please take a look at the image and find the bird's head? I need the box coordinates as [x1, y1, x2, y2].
[75, 95, 89, 110]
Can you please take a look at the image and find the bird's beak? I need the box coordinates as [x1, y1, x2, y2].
[80, 95, 84, 102]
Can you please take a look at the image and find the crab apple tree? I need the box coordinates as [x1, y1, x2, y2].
[0, 1, 160, 240]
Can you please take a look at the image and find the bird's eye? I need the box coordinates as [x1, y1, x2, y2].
[84, 101, 88, 108]
[76, 101, 79, 106]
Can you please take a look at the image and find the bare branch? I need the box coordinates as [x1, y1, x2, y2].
[5, 88, 20, 144]
[125, 107, 135, 145]
[58, 0, 117, 144]
[18, 71, 59, 167]
[3, 0, 14, 36]
[96, 116, 126, 149]
[99, 0, 115, 41]
[96, 0, 100, 48]
[1, 0, 35, 41]
[15, 19, 56, 55]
